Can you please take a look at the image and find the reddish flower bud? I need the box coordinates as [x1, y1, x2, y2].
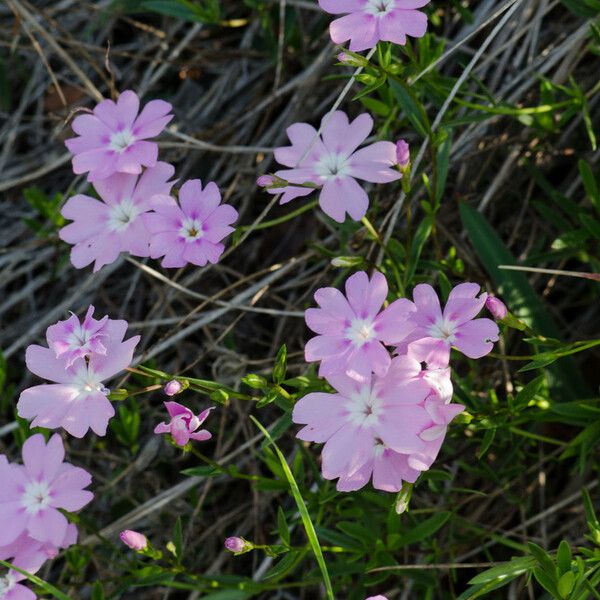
[395, 139, 410, 167]
[256, 175, 275, 187]
[164, 380, 182, 397]
[486, 296, 508, 320]
[224, 536, 246, 553]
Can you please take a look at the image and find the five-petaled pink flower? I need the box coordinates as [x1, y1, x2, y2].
[400, 283, 500, 359]
[65, 90, 173, 182]
[143, 179, 238, 268]
[18, 318, 140, 438]
[265, 111, 400, 223]
[293, 369, 463, 492]
[154, 402, 213, 447]
[319, 0, 430, 52]
[0, 435, 92, 549]
[59, 161, 175, 272]
[305, 270, 415, 381]
[46, 305, 109, 368]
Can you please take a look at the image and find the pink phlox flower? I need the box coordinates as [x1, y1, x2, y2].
[65, 90, 173, 182]
[267, 111, 400, 223]
[143, 179, 238, 268]
[154, 402, 214, 447]
[0, 435, 92, 551]
[293, 370, 436, 492]
[18, 319, 140, 438]
[390, 337, 453, 402]
[400, 283, 500, 359]
[319, 0, 430, 52]
[305, 270, 415, 382]
[46, 305, 109, 367]
[59, 162, 175, 272]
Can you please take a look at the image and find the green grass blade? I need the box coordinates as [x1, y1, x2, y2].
[250, 416, 334, 600]
[0, 559, 71, 600]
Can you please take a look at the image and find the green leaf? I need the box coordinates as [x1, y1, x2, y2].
[173, 517, 183, 563]
[272, 345, 287, 384]
[477, 428, 496, 460]
[389, 79, 431, 138]
[0, 560, 71, 600]
[558, 571, 575, 597]
[557, 540, 573, 575]
[405, 216, 433, 286]
[395, 512, 452, 548]
[250, 417, 334, 600]
[141, 0, 219, 23]
[578, 160, 600, 212]
[277, 506, 291, 547]
[469, 556, 536, 585]
[262, 550, 305, 582]
[91, 581, 105, 600]
[513, 375, 545, 408]
[528, 542, 557, 578]
[580, 214, 600, 240]
[533, 566, 560, 597]
[435, 132, 452, 204]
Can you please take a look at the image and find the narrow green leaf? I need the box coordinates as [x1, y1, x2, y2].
[250, 417, 334, 600]
[395, 512, 452, 548]
[477, 428, 496, 460]
[558, 571, 575, 597]
[557, 540, 572, 575]
[469, 556, 536, 584]
[405, 216, 433, 286]
[528, 542, 557, 579]
[514, 375, 545, 408]
[578, 159, 600, 211]
[277, 506, 291, 547]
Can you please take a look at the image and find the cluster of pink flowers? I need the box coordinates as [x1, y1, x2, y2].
[18, 306, 139, 438]
[293, 271, 501, 492]
[61, 90, 238, 272]
[0, 435, 91, 599]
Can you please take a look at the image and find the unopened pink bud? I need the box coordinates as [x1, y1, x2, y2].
[164, 380, 182, 397]
[396, 139, 410, 167]
[257, 175, 275, 187]
[486, 296, 508, 320]
[338, 52, 349, 63]
[120, 530, 148, 551]
[365, 596, 389, 600]
[224, 536, 246, 553]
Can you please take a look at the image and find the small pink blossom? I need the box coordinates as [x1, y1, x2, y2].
[143, 179, 238, 268]
[18, 318, 140, 438]
[293, 368, 462, 492]
[164, 380, 182, 397]
[395, 139, 410, 167]
[486, 295, 508, 320]
[59, 162, 175, 272]
[224, 537, 246, 553]
[305, 270, 415, 381]
[267, 111, 400, 222]
[65, 90, 173, 182]
[0, 435, 92, 549]
[400, 283, 500, 359]
[256, 175, 275, 187]
[319, 0, 430, 52]
[46, 305, 109, 368]
[154, 402, 213, 447]
[120, 530, 147, 551]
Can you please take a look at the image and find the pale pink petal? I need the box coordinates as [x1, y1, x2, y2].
[116, 90, 140, 128]
[22, 434, 64, 482]
[25, 346, 73, 383]
[91, 335, 139, 380]
[375, 406, 429, 453]
[305, 335, 350, 363]
[412, 283, 442, 325]
[93, 172, 138, 206]
[292, 392, 347, 424]
[27, 508, 68, 546]
[132, 162, 175, 205]
[0, 501, 28, 546]
[453, 318, 499, 359]
[319, 177, 368, 222]
[374, 298, 416, 343]
[331, 13, 378, 51]
[337, 458, 373, 492]
[390, 9, 428, 38]
[313, 287, 354, 321]
[304, 308, 340, 335]
[93, 98, 120, 129]
[132, 99, 173, 138]
[318, 0, 364, 14]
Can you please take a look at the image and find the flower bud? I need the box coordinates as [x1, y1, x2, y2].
[224, 536, 247, 553]
[395, 482, 413, 515]
[365, 596, 389, 600]
[337, 52, 349, 63]
[256, 175, 275, 187]
[486, 296, 508, 320]
[120, 530, 148, 551]
[164, 380, 182, 397]
[396, 139, 410, 168]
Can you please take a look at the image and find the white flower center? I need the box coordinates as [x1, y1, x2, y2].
[72, 367, 109, 397]
[346, 317, 376, 348]
[315, 153, 350, 180]
[179, 217, 204, 242]
[0, 573, 16, 596]
[109, 128, 135, 152]
[365, 0, 395, 16]
[428, 317, 456, 343]
[108, 199, 140, 232]
[346, 386, 382, 427]
[22, 480, 52, 515]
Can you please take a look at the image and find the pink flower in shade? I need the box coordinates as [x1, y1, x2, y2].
[486, 295, 508, 320]
[59, 162, 175, 272]
[0, 435, 92, 549]
[401, 283, 500, 360]
[120, 530, 147, 551]
[293, 368, 458, 492]
[17, 319, 140, 438]
[143, 179, 238, 268]
[267, 111, 400, 223]
[319, 0, 430, 52]
[65, 90, 173, 182]
[46, 305, 109, 368]
[305, 270, 415, 382]
[154, 402, 213, 447]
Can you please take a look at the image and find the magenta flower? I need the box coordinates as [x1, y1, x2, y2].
[143, 179, 238, 268]
[65, 90, 173, 182]
[154, 402, 213, 447]
[305, 270, 415, 381]
[0, 435, 92, 549]
[120, 530, 148, 551]
[59, 162, 175, 272]
[18, 318, 140, 438]
[486, 295, 508, 320]
[266, 111, 400, 222]
[46, 305, 109, 368]
[401, 283, 500, 359]
[319, 0, 430, 52]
